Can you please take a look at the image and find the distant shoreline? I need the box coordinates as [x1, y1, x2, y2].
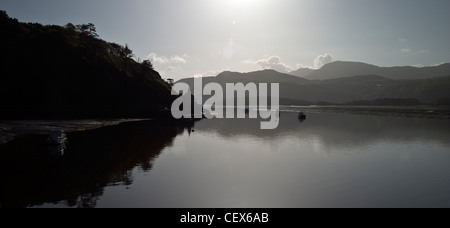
[282, 105, 450, 120]
[2, 105, 450, 145]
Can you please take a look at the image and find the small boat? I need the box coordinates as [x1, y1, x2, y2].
[298, 112, 306, 120]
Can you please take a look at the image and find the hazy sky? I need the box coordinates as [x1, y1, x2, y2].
[2, 0, 450, 80]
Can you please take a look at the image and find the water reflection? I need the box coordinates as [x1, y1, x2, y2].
[0, 120, 195, 208]
[195, 112, 450, 149]
[46, 131, 68, 156]
[1, 112, 450, 208]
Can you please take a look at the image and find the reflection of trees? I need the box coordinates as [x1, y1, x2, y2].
[0, 120, 193, 208]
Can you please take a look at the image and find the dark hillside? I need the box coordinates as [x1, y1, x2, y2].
[0, 11, 172, 119]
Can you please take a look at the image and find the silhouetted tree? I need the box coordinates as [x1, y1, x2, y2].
[107, 43, 134, 59]
[65, 23, 76, 31]
[108, 43, 122, 57]
[0, 10, 8, 20]
[166, 78, 175, 87]
[76, 23, 99, 38]
[0, 10, 16, 23]
[0, 10, 19, 25]
[123, 44, 134, 58]
[142, 60, 154, 70]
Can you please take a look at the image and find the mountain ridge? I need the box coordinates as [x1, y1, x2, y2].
[290, 61, 450, 80]
[178, 69, 450, 104]
[214, 69, 311, 85]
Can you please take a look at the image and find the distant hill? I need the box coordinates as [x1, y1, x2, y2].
[178, 69, 314, 105]
[298, 61, 450, 80]
[179, 70, 450, 104]
[203, 69, 311, 85]
[0, 11, 173, 119]
[289, 68, 315, 78]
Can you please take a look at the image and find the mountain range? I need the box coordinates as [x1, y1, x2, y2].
[179, 62, 450, 105]
[291, 61, 450, 80]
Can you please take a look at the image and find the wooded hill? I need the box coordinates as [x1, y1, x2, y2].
[0, 11, 173, 119]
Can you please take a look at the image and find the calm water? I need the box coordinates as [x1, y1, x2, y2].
[1, 112, 450, 208]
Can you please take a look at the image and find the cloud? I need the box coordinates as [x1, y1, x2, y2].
[296, 63, 310, 69]
[398, 38, 408, 42]
[243, 59, 256, 65]
[145, 53, 190, 79]
[193, 70, 223, 78]
[170, 55, 187, 64]
[401, 48, 412, 53]
[246, 54, 335, 73]
[146, 53, 187, 64]
[314, 54, 333, 69]
[412, 62, 446, 68]
[163, 65, 180, 73]
[253, 56, 293, 73]
[417, 49, 430, 54]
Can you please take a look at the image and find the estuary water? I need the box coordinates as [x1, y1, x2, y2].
[1, 111, 450, 208]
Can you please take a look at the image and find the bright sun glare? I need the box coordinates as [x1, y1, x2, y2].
[228, 0, 260, 9]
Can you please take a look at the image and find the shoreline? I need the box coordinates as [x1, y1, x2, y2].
[282, 105, 450, 120]
[0, 119, 150, 145]
[2, 106, 450, 145]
